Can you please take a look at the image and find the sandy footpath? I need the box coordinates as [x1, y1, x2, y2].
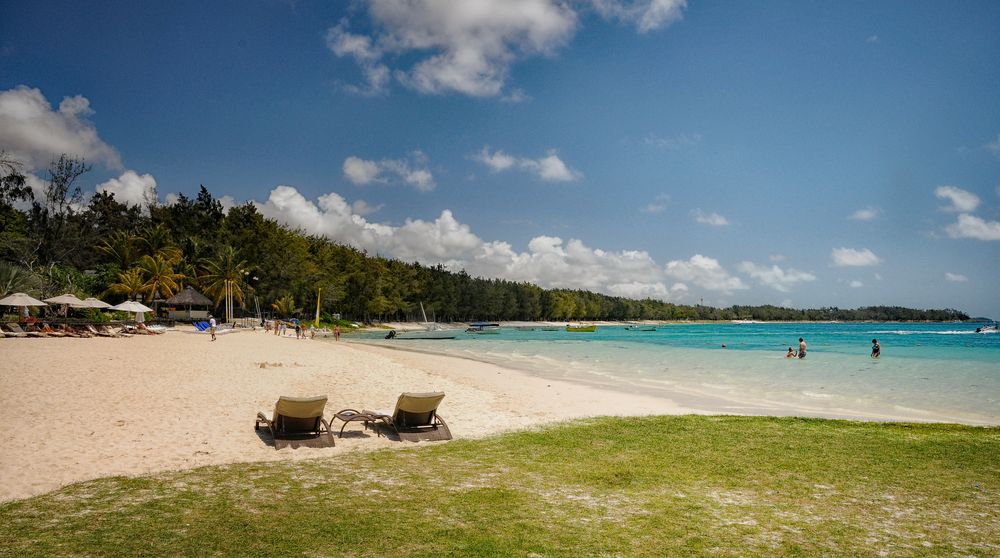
[0, 327, 683, 503]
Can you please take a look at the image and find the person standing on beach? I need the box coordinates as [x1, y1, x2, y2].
[871, 338, 881, 359]
[209, 315, 217, 342]
[798, 337, 807, 359]
[334, 325, 341, 341]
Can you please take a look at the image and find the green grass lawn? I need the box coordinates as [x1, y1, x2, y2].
[2, 416, 997, 557]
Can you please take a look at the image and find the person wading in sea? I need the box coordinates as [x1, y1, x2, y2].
[798, 337, 807, 359]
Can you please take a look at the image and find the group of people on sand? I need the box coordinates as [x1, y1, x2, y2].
[785, 337, 881, 359]
[262, 319, 341, 341]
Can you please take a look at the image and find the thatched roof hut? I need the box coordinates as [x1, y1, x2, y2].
[165, 287, 213, 320]
[166, 286, 213, 306]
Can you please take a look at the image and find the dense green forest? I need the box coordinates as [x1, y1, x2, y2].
[0, 152, 969, 323]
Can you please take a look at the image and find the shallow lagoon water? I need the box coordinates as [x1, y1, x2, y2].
[349, 322, 999, 425]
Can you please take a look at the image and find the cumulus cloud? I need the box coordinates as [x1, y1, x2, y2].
[95, 171, 157, 208]
[737, 261, 816, 293]
[342, 152, 435, 191]
[849, 207, 879, 221]
[664, 255, 747, 293]
[351, 199, 383, 216]
[944, 214, 1000, 241]
[329, 0, 684, 98]
[328, 0, 577, 97]
[935, 185, 980, 212]
[591, 0, 687, 33]
[472, 146, 581, 182]
[944, 272, 968, 283]
[849, 280, 864, 288]
[831, 247, 882, 267]
[691, 209, 729, 226]
[0, 86, 122, 171]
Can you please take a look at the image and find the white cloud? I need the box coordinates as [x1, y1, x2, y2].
[329, 0, 684, 98]
[342, 152, 435, 191]
[944, 214, 1000, 241]
[0, 86, 122, 171]
[640, 194, 669, 214]
[935, 185, 980, 212]
[848, 207, 879, 221]
[343, 156, 382, 185]
[691, 209, 729, 226]
[769, 254, 787, 262]
[591, 0, 687, 33]
[737, 261, 816, 293]
[329, 0, 578, 98]
[95, 170, 157, 208]
[944, 272, 968, 283]
[831, 247, 882, 267]
[849, 280, 864, 288]
[985, 135, 1000, 159]
[865, 35, 879, 43]
[473, 146, 517, 172]
[473, 146, 581, 182]
[664, 254, 748, 293]
[163, 192, 180, 206]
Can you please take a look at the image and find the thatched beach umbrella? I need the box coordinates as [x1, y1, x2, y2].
[76, 297, 112, 309]
[0, 292, 47, 319]
[110, 300, 154, 322]
[44, 293, 85, 317]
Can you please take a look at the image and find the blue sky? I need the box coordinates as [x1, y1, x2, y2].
[2, 0, 999, 317]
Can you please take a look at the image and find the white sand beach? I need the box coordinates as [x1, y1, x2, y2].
[0, 327, 688, 503]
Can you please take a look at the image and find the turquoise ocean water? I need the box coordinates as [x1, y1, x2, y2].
[349, 322, 999, 425]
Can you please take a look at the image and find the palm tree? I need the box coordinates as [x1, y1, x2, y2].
[271, 295, 299, 318]
[0, 262, 40, 299]
[199, 246, 249, 306]
[105, 268, 145, 301]
[138, 254, 184, 303]
[97, 231, 140, 270]
[138, 224, 182, 265]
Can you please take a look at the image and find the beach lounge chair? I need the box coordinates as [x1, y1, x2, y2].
[364, 392, 452, 442]
[4, 323, 42, 338]
[255, 395, 335, 449]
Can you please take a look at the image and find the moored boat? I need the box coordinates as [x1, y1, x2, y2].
[466, 322, 501, 334]
[566, 324, 597, 332]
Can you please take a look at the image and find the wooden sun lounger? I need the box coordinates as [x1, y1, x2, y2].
[255, 395, 335, 449]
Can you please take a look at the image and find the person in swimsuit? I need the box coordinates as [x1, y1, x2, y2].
[785, 347, 796, 358]
[798, 337, 807, 359]
[871, 338, 880, 359]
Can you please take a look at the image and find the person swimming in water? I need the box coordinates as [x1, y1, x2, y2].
[871, 338, 881, 359]
[785, 347, 796, 358]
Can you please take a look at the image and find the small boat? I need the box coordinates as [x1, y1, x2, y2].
[975, 323, 999, 334]
[390, 303, 460, 340]
[566, 324, 597, 332]
[539, 326, 561, 331]
[466, 322, 501, 334]
[625, 325, 656, 331]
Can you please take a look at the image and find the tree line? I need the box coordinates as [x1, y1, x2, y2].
[0, 152, 969, 323]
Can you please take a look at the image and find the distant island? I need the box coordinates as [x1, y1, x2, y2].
[0, 153, 970, 324]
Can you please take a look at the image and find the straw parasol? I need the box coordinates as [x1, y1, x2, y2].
[76, 297, 112, 309]
[110, 300, 154, 323]
[44, 293, 86, 317]
[43, 293, 85, 305]
[0, 292, 46, 307]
